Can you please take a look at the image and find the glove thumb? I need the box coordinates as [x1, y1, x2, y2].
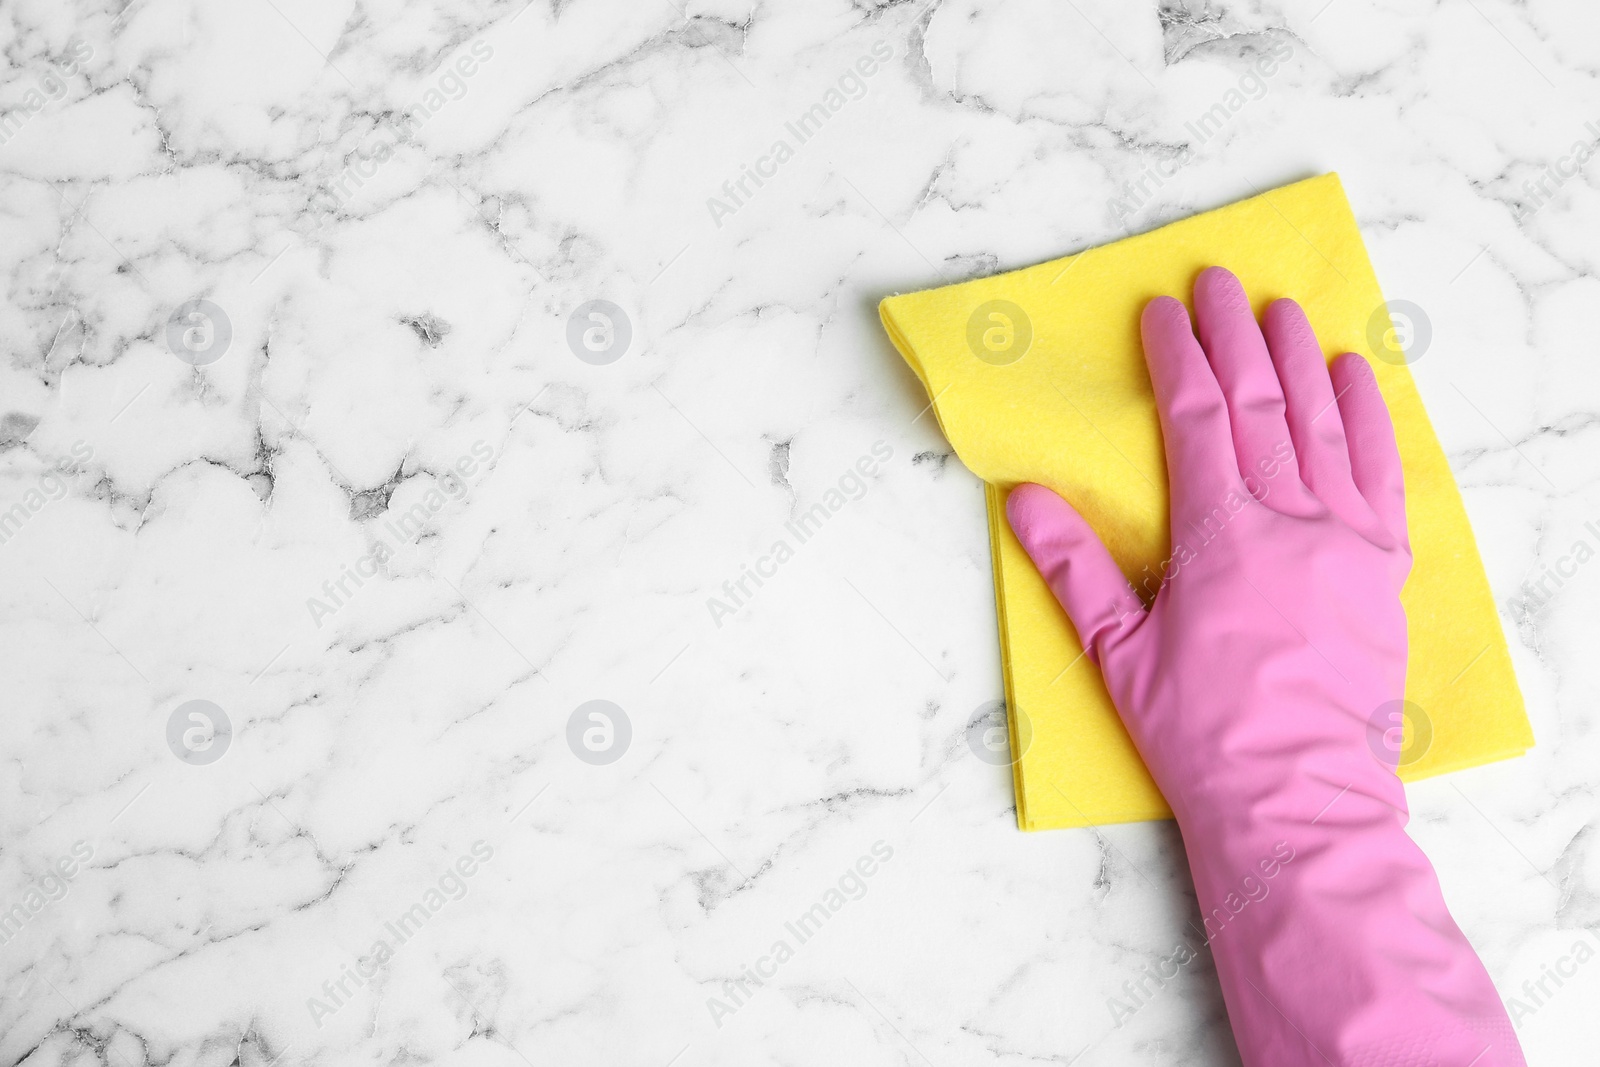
[1005, 483, 1144, 664]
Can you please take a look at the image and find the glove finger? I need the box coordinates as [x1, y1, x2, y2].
[1141, 295, 1245, 512]
[1193, 268, 1309, 506]
[1330, 353, 1409, 554]
[1006, 483, 1145, 664]
[1262, 298, 1371, 525]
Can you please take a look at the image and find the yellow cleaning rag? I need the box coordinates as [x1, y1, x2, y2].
[880, 173, 1533, 831]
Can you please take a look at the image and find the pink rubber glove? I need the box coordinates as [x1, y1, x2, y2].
[1008, 267, 1522, 1066]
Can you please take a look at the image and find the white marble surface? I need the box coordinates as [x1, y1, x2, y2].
[1, 0, 1597, 1063]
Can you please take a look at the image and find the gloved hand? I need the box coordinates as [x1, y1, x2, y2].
[1007, 267, 1523, 1066]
